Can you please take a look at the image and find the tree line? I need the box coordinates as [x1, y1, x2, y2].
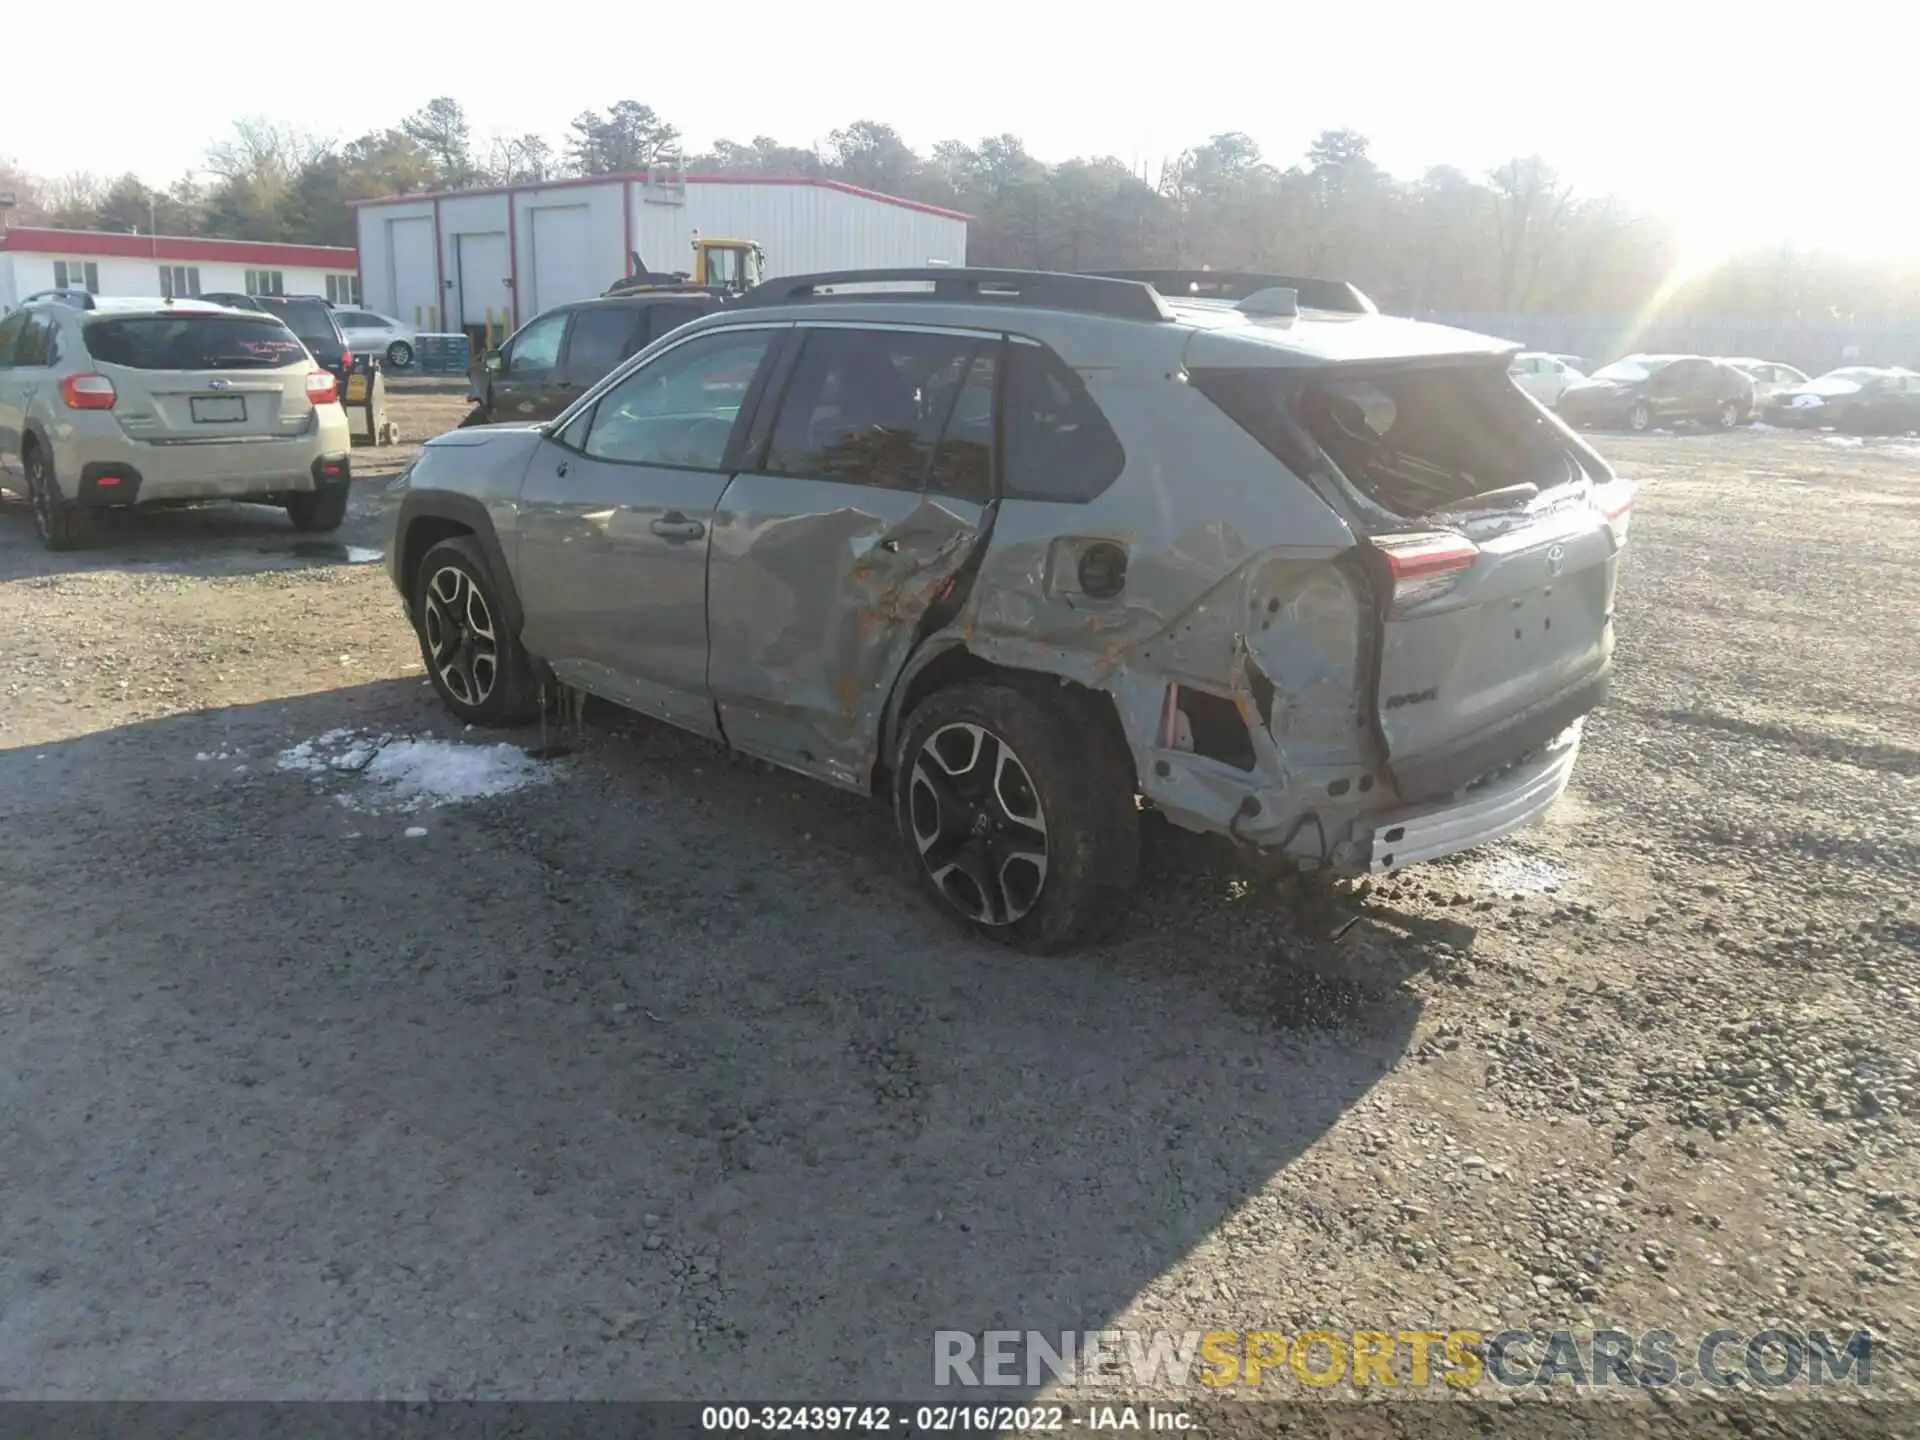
[4, 97, 1916, 321]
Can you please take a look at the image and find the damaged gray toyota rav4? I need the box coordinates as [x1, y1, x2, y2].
[387, 268, 1634, 952]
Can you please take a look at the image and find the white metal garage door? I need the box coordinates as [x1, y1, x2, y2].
[456, 232, 511, 329]
[387, 217, 438, 330]
[529, 205, 592, 316]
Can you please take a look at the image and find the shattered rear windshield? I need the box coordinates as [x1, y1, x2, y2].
[84, 316, 310, 370]
[1195, 360, 1585, 517]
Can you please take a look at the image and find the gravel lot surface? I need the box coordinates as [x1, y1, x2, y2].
[0, 404, 1914, 1419]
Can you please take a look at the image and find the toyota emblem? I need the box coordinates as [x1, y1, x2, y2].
[1546, 544, 1566, 577]
[208, 378, 232, 390]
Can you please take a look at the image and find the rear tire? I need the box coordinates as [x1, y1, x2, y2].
[286, 484, 349, 533]
[893, 678, 1140, 953]
[23, 444, 93, 552]
[1716, 399, 1742, 429]
[411, 536, 541, 727]
[386, 340, 414, 368]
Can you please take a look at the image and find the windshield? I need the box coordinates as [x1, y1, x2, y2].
[1806, 368, 1881, 391]
[84, 315, 309, 370]
[1592, 357, 1671, 382]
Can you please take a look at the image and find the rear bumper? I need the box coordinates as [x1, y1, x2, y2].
[1363, 721, 1583, 872]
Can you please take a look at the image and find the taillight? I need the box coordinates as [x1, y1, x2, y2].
[341, 350, 352, 370]
[1372, 531, 1480, 611]
[1593, 479, 1636, 544]
[59, 372, 117, 410]
[306, 371, 339, 405]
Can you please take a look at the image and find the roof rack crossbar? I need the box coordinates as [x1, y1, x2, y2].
[733, 267, 1172, 322]
[1094, 270, 1378, 315]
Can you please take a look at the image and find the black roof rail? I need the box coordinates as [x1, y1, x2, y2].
[732, 267, 1172, 322]
[1093, 270, 1378, 315]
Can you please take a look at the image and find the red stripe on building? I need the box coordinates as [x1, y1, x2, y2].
[0, 227, 357, 268]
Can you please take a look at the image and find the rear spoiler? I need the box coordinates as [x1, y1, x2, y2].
[1094, 270, 1378, 315]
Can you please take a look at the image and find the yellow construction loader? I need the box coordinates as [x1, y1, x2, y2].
[605, 235, 765, 298]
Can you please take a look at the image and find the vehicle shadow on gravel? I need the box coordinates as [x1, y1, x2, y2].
[0, 480, 398, 582]
[0, 680, 1428, 1400]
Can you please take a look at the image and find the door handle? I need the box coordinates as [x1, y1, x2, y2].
[651, 513, 706, 542]
[879, 537, 900, 553]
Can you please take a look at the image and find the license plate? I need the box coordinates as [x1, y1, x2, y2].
[191, 395, 246, 424]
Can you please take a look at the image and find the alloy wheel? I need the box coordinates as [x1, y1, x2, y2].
[421, 564, 498, 707]
[1720, 401, 1740, 428]
[908, 722, 1049, 926]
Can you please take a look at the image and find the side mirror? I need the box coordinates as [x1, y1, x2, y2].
[484, 351, 504, 375]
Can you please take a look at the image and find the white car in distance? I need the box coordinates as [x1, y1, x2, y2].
[1508, 351, 1586, 406]
[332, 308, 418, 369]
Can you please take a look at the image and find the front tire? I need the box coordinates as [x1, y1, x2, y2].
[386, 340, 414, 368]
[894, 679, 1140, 953]
[1626, 400, 1653, 433]
[286, 483, 349, 533]
[411, 537, 540, 726]
[23, 444, 93, 551]
[1717, 399, 1743, 429]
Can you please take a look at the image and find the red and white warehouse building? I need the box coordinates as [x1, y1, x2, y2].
[0, 227, 361, 309]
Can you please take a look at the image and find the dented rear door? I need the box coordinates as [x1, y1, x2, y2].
[705, 324, 997, 789]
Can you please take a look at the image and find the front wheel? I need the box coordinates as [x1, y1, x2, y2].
[1717, 399, 1743, 429]
[386, 340, 414, 368]
[894, 679, 1139, 953]
[411, 537, 540, 726]
[1626, 400, 1653, 432]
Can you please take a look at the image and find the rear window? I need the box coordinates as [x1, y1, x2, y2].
[84, 316, 309, 370]
[262, 302, 341, 348]
[1195, 361, 1584, 517]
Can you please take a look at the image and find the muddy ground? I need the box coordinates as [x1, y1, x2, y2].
[0, 403, 1914, 1414]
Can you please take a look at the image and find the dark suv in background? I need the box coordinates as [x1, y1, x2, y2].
[463, 291, 724, 426]
[202, 293, 353, 400]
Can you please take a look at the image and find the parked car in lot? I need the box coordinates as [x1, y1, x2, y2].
[1725, 357, 1809, 413]
[389, 267, 1634, 951]
[1556, 353, 1753, 431]
[1762, 366, 1920, 432]
[463, 291, 725, 427]
[331, 308, 418, 369]
[202, 293, 354, 402]
[0, 298, 350, 550]
[1508, 351, 1585, 406]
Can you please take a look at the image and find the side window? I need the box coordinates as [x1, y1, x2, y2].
[763, 327, 987, 492]
[641, 301, 711, 351]
[561, 307, 637, 376]
[507, 311, 566, 373]
[1002, 342, 1126, 503]
[581, 327, 775, 470]
[0, 312, 27, 368]
[14, 314, 56, 367]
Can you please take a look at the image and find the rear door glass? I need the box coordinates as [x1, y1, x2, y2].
[563, 308, 641, 376]
[642, 301, 713, 350]
[763, 327, 987, 493]
[84, 316, 308, 370]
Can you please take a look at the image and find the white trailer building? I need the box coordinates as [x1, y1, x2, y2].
[351, 171, 970, 336]
[0, 227, 360, 309]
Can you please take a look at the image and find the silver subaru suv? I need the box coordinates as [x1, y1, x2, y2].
[0, 297, 352, 550]
[387, 268, 1634, 951]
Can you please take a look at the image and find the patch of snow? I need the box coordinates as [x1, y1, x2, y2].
[275, 728, 557, 813]
[1882, 443, 1920, 460]
[404, 826, 429, 839]
[1825, 435, 1864, 448]
[1476, 850, 1575, 895]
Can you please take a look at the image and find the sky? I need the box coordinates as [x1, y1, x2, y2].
[8, 0, 1919, 258]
